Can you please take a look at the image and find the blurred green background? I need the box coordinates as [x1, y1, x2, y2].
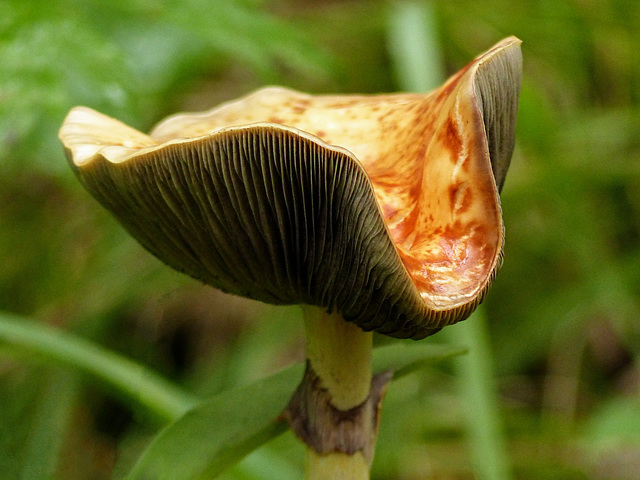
[1, 0, 639, 479]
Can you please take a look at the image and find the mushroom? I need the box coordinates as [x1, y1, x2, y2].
[59, 37, 522, 479]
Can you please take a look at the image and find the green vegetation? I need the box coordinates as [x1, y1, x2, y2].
[1, 1, 639, 478]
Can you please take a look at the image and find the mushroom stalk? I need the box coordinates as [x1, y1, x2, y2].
[303, 305, 373, 410]
[305, 450, 370, 480]
[286, 306, 390, 480]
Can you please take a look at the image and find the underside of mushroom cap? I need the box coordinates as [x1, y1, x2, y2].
[60, 37, 522, 339]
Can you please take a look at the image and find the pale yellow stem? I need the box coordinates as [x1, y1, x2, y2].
[301, 305, 374, 479]
[306, 450, 370, 480]
[302, 305, 373, 410]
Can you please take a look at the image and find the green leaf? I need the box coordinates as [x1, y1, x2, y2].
[125, 341, 466, 480]
[125, 366, 302, 480]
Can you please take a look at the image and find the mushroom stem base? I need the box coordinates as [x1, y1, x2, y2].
[305, 450, 370, 480]
[285, 306, 392, 479]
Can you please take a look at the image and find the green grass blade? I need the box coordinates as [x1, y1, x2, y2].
[0, 311, 198, 423]
[386, 1, 443, 93]
[18, 370, 78, 480]
[447, 309, 512, 480]
[386, 4, 513, 479]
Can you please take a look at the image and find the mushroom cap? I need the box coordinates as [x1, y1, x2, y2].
[60, 37, 522, 339]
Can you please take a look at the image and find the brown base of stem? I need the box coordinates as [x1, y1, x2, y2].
[284, 362, 393, 464]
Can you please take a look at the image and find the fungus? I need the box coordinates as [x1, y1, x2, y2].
[60, 37, 522, 479]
